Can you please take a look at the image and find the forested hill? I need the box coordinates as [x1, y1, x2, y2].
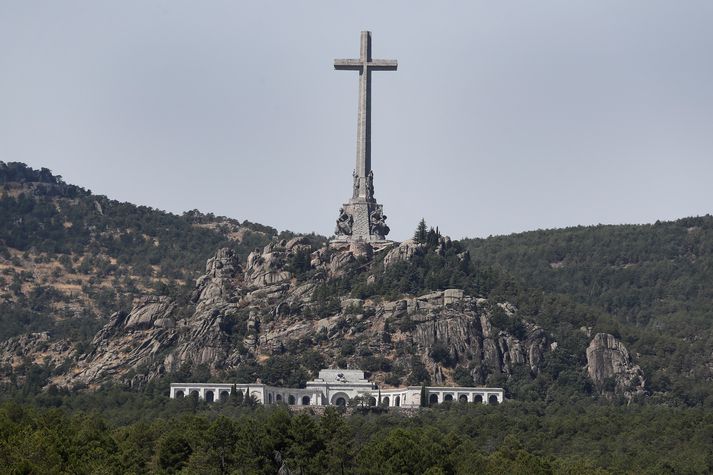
[463, 217, 713, 403]
[6, 162, 713, 472]
[0, 162, 290, 342]
[5, 161, 713, 405]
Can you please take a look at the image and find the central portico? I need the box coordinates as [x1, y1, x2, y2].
[333, 31, 396, 242]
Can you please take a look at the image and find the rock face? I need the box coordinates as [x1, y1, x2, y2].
[0, 332, 75, 377]
[58, 248, 246, 388]
[383, 240, 424, 268]
[409, 302, 548, 384]
[58, 296, 178, 388]
[586, 333, 645, 400]
[15, 239, 557, 390]
[245, 242, 292, 288]
[167, 247, 245, 373]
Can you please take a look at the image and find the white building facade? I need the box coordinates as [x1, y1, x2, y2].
[169, 369, 504, 407]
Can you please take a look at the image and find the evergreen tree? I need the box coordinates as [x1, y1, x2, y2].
[229, 384, 243, 406]
[420, 384, 427, 408]
[426, 227, 439, 247]
[413, 219, 428, 244]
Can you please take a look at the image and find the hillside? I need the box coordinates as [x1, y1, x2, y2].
[0, 162, 290, 354]
[464, 219, 713, 404]
[5, 163, 713, 472]
[2, 162, 713, 408]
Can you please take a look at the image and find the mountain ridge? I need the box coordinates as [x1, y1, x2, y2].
[2, 162, 712, 406]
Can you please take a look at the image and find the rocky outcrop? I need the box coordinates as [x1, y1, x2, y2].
[23, 239, 558, 391]
[245, 244, 292, 288]
[586, 333, 645, 400]
[57, 296, 178, 387]
[166, 248, 245, 373]
[58, 248, 245, 387]
[244, 238, 317, 288]
[383, 240, 424, 268]
[409, 301, 549, 385]
[0, 332, 75, 376]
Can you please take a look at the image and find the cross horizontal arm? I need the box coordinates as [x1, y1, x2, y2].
[368, 59, 398, 71]
[334, 58, 398, 71]
[334, 59, 362, 70]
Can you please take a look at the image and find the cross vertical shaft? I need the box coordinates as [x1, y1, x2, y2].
[335, 31, 397, 200]
[357, 31, 372, 184]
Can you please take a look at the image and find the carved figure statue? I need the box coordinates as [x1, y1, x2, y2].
[352, 170, 359, 198]
[335, 208, 354, 236]
[369, 209, 390, 237]
[366, 170, 374, 198]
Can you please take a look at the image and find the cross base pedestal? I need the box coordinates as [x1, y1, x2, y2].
[333, 198, 389, 242]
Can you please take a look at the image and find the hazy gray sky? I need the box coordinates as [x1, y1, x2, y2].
[2, 1, 712, 240]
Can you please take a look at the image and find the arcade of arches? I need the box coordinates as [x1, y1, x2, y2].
[170, 369, 504, 407]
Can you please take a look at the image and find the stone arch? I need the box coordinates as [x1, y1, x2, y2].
[175, 390, 184, 398]
[190, 390, 199, 398]
[488, 395, 499, 405]
[395, 395, 401, 407]
[205, 390, 214, 403]
[368, 396, 377, 406]
[331, 392, 349, 406]
[276, 394, 282, 402]
[301, 395, 311, 406]
[288, 395, 296, 405]
[219, 390, 230, 402]
[444, 394, 453, 402]
[382, 396, 390, 406]
[474, 394, 483, 404]
[458, 394, 468, 403]
[429, 393, 439, 405]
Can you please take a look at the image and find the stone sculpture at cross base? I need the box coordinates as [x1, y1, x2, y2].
[334, 172, 390, 242]
[332, 31, 396, 243]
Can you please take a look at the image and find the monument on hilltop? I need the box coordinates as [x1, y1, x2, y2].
[333, 31, 396, 242]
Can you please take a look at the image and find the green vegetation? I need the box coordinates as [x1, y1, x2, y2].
[2, 388, 713, 474]
[338, 221, 500, 301]
[6, 163, 713, 471]
[463, 217, 713, 405]
[0, 162, 273, 274]
[0, 162, 276, 344]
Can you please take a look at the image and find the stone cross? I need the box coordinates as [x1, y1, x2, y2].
[332, 31, 395, 242]
[335, 31, 397, 199]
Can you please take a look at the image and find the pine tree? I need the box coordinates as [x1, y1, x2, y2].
[426, 227, 439, 247]
[414, 218, 428, 244]
[230, 384, 243, 406]
[420, 384, 428, 407]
